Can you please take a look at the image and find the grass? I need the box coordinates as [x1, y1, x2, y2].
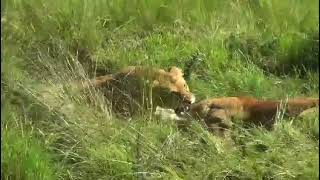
[1, 0, 319, 179]
[1, 125, 56, 180]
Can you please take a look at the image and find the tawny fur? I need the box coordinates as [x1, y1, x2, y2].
[178, 96, 319, 136]
[83, 66, 195, 117]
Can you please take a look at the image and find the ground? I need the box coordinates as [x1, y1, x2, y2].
[1, 0, 319, 179]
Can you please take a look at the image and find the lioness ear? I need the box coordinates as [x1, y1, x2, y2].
[169, 66, 183, 77]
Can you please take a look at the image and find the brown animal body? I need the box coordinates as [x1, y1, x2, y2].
[84, 66, 195, 117]
[177, 97, 319, 136]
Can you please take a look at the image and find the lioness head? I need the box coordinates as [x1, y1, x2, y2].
[152, 66, 195, 109]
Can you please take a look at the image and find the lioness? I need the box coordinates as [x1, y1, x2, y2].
[85, 66, 195, 117]
[175, 96, 319, 136]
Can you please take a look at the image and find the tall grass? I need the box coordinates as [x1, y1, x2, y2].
[1, 125, 56, 180]
[1, 0, 319, 179]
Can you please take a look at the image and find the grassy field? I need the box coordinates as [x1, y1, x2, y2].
[1, 0, 319, 179]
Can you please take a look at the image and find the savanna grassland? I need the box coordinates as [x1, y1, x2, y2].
[1, 0, 319, 179]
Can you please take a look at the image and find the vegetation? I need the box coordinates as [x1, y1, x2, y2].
[1, 0, 319, 179]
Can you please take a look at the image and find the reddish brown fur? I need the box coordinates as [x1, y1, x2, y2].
[179, 96, 319, 136]
[240, 97, 318, 128]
